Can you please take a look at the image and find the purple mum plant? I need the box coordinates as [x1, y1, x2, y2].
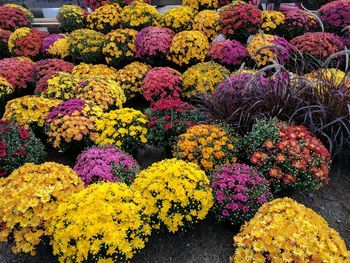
[74, 145, 140, 185]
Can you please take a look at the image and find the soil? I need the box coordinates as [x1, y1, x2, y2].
[0, 146, 349, 263]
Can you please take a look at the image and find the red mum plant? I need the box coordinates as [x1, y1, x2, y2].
[8, 28, 47, 59]
[0, 120, 46, 178]
[0, 58, 34, 90]
[0, 29, 11, 58]
[0, 5, 33, 31]
[146, 98, 203, 148]
[219, 2, 262, 42]
[319, 0, 350, 34]
[243, 119, 331, 193]
[33, 59, 74, 82]
[142, 67, 182, 105]
[82, 0, 151, 9]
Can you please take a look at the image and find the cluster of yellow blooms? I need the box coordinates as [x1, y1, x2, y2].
[120, 1, 159, 30]
[232, 198, 350, 262]
[0, 162, 83, 255]
[193, 10, 220, 41]
[173, 124, 238, 171]
[72, 63, 119, 80]
[68, 29, 104, 63]
[247, 33, 277, 67]
[47, 102, 103, 149]
[182, 61, 230, 98]
[75, 78, 126, 111]
[167, 30, 209, 66]
[57, 5, 86, 31]
[131, 159, 214, 233]
[160, 6, 195, 33]
[0, 77, 15, 100]
[7, 27, 31, 52]
[182, 0, 219, 11]
[87, 3, 122, 33]
[3, 95, 61, 128]
[47, 35, 70, 59]
[102, 29, 138, 66]
[304, 68, 350, 90]
[115, 61, 151, 99]
[261, 10, 285, 33]
[49, 183, 152, 263]
[93, 108, 148, 152]
[44, 72, 81, 100]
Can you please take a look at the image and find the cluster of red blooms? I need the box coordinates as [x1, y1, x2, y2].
[291, 32, 344, 61]
[319, 0, 350, 34]
[0, 5, 32, 31]
[10, 29, 47, 59]
[33, 59, 74, 81]
[0, 29, 11, 58]
[0, 58, 34, 89]
[142, 67, 182, 105]
[219, 2, 261, 42]
[248, 122, 331, 192]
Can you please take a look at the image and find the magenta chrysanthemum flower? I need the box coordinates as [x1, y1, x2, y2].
[33, 59, 74, 81]
[74, 145, 140, 185]
[46, 99, 87, 121]
[319, 0, 350, 34]
[211, 163, 272, 225]
[41, 34, 66, 54]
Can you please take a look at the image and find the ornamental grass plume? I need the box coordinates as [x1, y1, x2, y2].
[3, 95, 62, 129]
[131, 158, 214, 233]
[86, 3, 123, 33]
[243, 119, 331, 193]
[167, 30, 209, 67]
[0, 57, 34, 89]
[232, 198, 350, 262]
[115, 61, 151, 99]
[93, 108, 148, 153]
[57, 5, 87, 32]
[0, 4, 33, 31]
[173, 124, 239, 172]
[160, 6, 195, 33]
[219, 2, 262, 42]
[0, 120, 46, 177]
[33, 59, 74, 82]
[68, 29, 104, 64]
[211, 163, 272, 225]
[73, 145, 140, 185]
[8, 28, 47, 59]
[0, 162, 83, 255]
[319, 0, 350, 34]
[182, 61, 230, 98]
[135, 26, 174, 65]
[142, 67, 182, 104]
[193, 10, 220, 41]
[208, 39, 249, 69]
[49, 182, 152, 262]
[103, 28, 138, 67]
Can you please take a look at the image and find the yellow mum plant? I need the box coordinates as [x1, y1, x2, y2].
[42, 72, 81, 100]
[0, 76, 14, 101]
[193, 10, 220, 41]
[182, 0, 219, 10]
[72, 63, 118, 80]
[173, 124, 239, 172]
[46, 35, 70, 59]
[160, 6, 195, 33]
[93, 107, 148, 153]
[2, 95, 61, 128]
[57, 5, 86, 32]
[0, 162, 83, 255]
[304, 68, 350, 90]
[75, 77, 126, 111]
[182, 61, 230, 98]
[68, 29, 105, 64]
[261, 10, 285, 34]
[167, 30, 209, 66]
[232, 198, 350, 262]
[115, 61, 151, 99]
[131, 158, 214, 233]
[102, 28, 138, 67]
[87, 4, 123, 33]
[49, 182, 152, 263]
[121, 1, 159, 30]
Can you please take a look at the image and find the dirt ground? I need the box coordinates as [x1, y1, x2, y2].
[0, 146, 349, 263]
